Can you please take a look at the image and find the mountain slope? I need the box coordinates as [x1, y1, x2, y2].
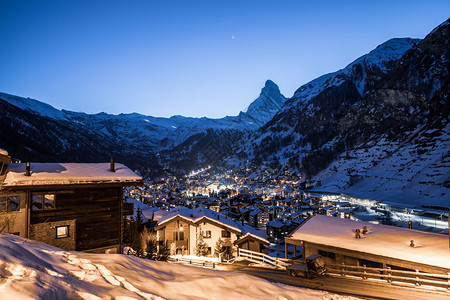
[0, 81, 286, 169]
[230, 37, 421, 168]
[244, 80, 287, 121]
[312, 19, 450, 207]
[228, 19, 449, 207]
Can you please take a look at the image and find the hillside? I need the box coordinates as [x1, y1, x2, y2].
[227, 19, 449, 207]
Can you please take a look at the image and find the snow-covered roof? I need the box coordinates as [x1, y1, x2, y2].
[249, 208, 261, 216]
[267, 219, 288, 228]
[2, 163, 142, 187]
[289, 215, 450, 269]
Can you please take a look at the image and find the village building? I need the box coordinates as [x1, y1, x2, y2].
[154, 206, 269, 257]
[249, 208, 270, 228]
[285, 215, 450, 274]
[0, 150, 143, 253]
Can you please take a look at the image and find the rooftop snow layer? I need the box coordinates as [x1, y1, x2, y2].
[3, 163, 142, 186]
[290, 215, 450, 269]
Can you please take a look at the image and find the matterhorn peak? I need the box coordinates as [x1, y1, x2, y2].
[261, 80, 281, 96]
[245, 80, 287, 118]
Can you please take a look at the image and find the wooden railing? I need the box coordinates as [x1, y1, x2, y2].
[328, 263, 450, 291]
[237, 248, 291, 269]
[169, 256, 216, 269]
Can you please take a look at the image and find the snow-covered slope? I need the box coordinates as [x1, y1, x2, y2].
[0, 234, 354, 299]
[229, 19, 449, 207]
[231, 37, 420, 168]
[0, 92, 67, 120]
[244, 80, 287, 122]
[0, 80, 286, 168]
[314, 124, 450, 207]
[287, 38, 420, 106]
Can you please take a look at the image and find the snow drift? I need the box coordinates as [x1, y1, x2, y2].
[0, 234, 354, 299]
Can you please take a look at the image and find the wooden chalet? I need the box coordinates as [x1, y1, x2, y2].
[234, 232, 269, 253]
[285, 215, 450, 274]
[154, 206, 269, 257]
[0, 150, 143, 254]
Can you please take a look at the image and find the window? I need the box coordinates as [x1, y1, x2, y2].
[173, 231, 184, 241]
[44, 195, 55, 209]
[32, 195, 43, 210]
[0, 195, 21, 213]
[221, 230, 231, 238]
[56, 225, 69, 238]
[202, 230, 211, 239]
[32, 194, 55, 210]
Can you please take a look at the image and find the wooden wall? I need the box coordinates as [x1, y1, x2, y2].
[30, 187, 122, 251]
[304, 241, 450, 274]
[160, 217, 190, 254]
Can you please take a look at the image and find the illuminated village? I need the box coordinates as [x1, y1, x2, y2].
[0, 2, 449, 299]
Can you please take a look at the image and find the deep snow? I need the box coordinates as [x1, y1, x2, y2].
[0, 234, 358, 299]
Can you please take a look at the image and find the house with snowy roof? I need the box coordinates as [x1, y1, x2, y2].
[249, 208, 270, 228]
[285, 215, 450, 274]
[0, 150, 143, 254]
[154, 206, 269, 257]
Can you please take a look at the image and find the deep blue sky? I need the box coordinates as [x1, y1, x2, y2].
[0, 1, 448, 118]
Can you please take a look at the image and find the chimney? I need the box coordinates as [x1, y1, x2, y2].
[110, 156, 115, 172]
[25, 162, 31, 176]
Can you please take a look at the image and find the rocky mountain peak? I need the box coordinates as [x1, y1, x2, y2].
[245, 80, 286, 116]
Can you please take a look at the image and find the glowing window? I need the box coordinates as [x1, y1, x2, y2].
[56, 226, 69, 238]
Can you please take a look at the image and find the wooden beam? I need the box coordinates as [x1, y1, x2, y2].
[285, 241, 288, 259]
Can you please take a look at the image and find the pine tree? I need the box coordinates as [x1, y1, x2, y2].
[144, 230, 158, 260]
[134, 229, 144, 257]
[135, 206, 143, 226]
[214, 238, 224, 258]
[195, 230, 209, 257]
[126, 206, 145, 254]
[157, 241, 171, 261]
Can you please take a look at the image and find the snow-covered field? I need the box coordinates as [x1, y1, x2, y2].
[0, 234, 358, 299]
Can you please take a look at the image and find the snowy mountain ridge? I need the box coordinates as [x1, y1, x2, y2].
[287, 38, 420, 107]
[228, 19, 449, 208]
[0, 92, 67, 120]
[0, 80, 286, 168]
